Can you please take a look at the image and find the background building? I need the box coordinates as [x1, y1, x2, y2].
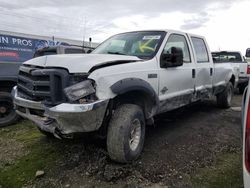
[0, 30, 97, 63]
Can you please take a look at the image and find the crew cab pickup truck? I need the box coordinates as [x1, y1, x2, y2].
[212, 51, 247, 93]
[13, 30, 236, 163]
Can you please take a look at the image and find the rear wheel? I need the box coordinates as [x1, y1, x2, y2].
[107, 104, 145, 163]
[0, 92, 19, 127]
[217, 82, 233, 108]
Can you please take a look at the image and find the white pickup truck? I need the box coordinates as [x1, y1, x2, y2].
[212, 51, 247, 93]
[13, 30, 236, 162]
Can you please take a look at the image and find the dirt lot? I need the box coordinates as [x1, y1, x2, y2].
[0, 95, 243, 188]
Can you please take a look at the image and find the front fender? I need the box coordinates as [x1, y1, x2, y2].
[111, 78, 156, 98]
[110, 78, 159, 117]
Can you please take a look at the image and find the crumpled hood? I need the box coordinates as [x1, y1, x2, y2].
[23, 54, 141, 73]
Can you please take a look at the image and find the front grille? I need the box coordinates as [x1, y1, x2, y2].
[17, 65, 70, 106]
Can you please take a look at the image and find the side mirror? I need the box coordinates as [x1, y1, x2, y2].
[160, 47, 184, 68]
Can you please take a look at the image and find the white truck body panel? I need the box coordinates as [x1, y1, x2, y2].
[239, 62, 248, 77]
[89, 58, 159, 100]
[23, 54, 141, 73]
[213, 63, 234, 87]
[157, 31, 195, 106]
[188, 34, 213, 93]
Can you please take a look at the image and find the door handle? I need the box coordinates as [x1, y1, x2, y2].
[210, 68, 213, 76]
[192, 69, 196, 78]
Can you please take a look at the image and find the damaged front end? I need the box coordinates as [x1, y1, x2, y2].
[12, 65, 108, 138]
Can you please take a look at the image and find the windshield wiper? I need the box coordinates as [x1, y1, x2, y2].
[107, 51, 126, 55]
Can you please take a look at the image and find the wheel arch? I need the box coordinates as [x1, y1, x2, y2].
[110, 78, 159, 119]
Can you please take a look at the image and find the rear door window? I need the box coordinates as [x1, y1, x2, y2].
[191, 37, 209, 63]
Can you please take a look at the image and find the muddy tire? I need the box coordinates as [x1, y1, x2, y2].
[107, 104, 145, 163]
[0, 92, 20, 127]
[217, 82, 233, 108]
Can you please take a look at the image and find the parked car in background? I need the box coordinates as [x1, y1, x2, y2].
[212, 51, 247, 93]
[33, 45, 86, 58]
[13, 29, 237, 163]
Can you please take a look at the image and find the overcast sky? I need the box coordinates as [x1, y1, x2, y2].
[0, 0, 250, 54]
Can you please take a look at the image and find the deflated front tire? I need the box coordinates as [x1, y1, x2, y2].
[107, 104, 145, 163]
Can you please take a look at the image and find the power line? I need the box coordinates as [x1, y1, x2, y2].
[0, 12, 84, 27]
[0, 11, 88, 39]
[0, 11, 109, 42]
[0, 15, 84, 32]
[0, 22, 83, 40]
[0, 10, 85, 23]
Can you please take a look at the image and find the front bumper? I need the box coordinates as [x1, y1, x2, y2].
[12, 86, 109, 137]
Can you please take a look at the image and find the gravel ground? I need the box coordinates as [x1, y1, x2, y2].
[0, 95, 243, 188]
[33, 95, 242, 187]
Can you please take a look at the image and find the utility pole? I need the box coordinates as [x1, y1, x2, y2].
[82, 16, 86, 47]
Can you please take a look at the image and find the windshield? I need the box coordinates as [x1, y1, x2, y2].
[92, 31, 166, 59]
[212, 52, 243, 63]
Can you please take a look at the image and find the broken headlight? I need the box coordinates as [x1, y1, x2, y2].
[64, 80, 95, 102]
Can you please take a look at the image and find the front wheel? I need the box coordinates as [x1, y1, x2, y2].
[216, 82, 233, 108]
[107, 104, 145, 163]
